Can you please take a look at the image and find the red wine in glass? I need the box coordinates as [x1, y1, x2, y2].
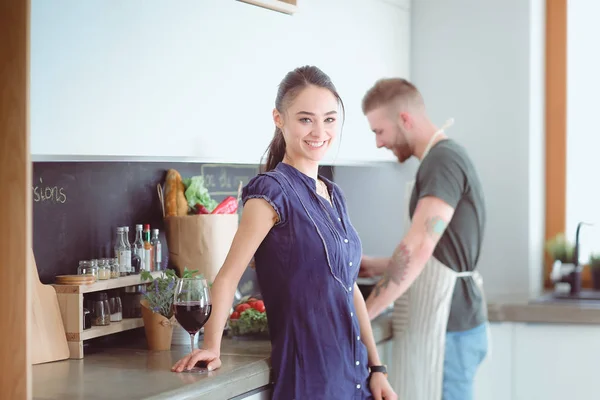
[173, 278, 212, 373]
[173, 302, 212, 334]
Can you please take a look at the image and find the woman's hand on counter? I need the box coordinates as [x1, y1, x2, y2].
[369, 372, 397, 400]
[171, 348, 221, 373]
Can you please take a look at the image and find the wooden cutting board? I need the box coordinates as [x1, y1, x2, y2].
[30, 249, 70, 364]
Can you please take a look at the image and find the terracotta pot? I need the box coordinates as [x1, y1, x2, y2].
[140, 299, 174, 351]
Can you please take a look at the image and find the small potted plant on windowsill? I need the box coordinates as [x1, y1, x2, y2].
[545, 233, 575, 283]
[588, 254, 600, 290]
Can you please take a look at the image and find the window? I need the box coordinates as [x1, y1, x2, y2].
[545, 0, 596, 288]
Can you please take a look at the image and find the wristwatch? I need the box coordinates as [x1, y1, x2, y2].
[369, 365, 388, 377]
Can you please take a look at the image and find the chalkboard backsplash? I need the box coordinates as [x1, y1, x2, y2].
[32, 162, 334, 284]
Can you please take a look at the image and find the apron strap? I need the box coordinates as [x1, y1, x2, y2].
[455, 270, 476, 278]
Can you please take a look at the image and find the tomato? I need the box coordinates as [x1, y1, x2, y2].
[247, 301, 257, 309]
[230, 311, 240, 320]
[248, 297, 258, 302]
[235, 303, 251, 313]
[252, 300, 265, 313]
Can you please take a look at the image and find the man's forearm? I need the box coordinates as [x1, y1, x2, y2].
[353, 283, 381, 366]
[365, 240, 430, 320]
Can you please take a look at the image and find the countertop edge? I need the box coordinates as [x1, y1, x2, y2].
[146, 358, 272, 400]
[148, 314, 394, 400]
[487, 300, 600, 325]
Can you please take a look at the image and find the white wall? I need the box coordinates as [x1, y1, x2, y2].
[339, 0, 546, 297]
[566, 2, 600, 260]
[409, 0, 546, 297]
[411, 0, 547, 297]
[335, 161, 417, 257]
[30, 0, 408, 165]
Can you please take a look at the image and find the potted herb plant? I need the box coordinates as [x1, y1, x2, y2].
[589, 253, 600, 290]
[545, 233, 575, 264]
[140, 267, 198, 351]
[545, 233, 576, 284]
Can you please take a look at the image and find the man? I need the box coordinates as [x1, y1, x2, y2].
[359, 78, 488, 400]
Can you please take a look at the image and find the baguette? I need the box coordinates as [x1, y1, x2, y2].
[164, 169, 188, 217]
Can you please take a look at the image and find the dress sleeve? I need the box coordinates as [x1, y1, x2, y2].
[242, 174, 289, 225]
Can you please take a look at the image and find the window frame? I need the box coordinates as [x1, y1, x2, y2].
[543, 0, 593, 288]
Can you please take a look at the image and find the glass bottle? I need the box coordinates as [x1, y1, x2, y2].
[151, 229, 162, 271]
[132, 224, 144, 273]
[123, 226, 133, 275]
[143, 224, 153, 272]
[114, 228, 122, 262]
[115, 227, 129, 277]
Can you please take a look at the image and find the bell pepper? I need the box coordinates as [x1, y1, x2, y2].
[194, 204, 210, 214]
[211, 196, 239, 214]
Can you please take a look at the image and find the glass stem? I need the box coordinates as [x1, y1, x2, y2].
[189, 332, 195, 354]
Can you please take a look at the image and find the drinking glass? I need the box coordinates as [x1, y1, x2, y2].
[173, 277, 212, 373]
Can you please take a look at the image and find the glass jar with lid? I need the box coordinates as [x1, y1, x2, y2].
[109, 258, 120, 279]
[92, 292, 111, 326]
[97, 259, 111, 280]
[77, 260, 98, 281]
[108, 291, 123, 322]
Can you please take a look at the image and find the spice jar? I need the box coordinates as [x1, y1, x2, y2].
[97, 259, 111, 280]
[77, 260, 98, 281]
[92, 292, 111, 326]
[109, 258, 120, 279]
[108, 291, 123, 322]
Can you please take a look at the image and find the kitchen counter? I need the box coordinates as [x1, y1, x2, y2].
[32, 313, 393, 400]
[32, 294, 600, 400]
[487, 291, 600, 325]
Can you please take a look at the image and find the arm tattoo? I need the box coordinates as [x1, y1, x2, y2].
[373, 243, 411, 297]
[425, 216, 447, 239]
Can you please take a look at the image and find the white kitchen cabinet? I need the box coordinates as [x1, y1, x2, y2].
[513, 323, 600, 400]
[473, 323, 514, 400]
[474, 321, 600, 400]
[30, 0, 409, 165]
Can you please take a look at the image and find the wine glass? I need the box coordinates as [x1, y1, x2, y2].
[173, 277, 212, 373]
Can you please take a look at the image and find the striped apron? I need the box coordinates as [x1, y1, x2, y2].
[390, 123, 488, 400]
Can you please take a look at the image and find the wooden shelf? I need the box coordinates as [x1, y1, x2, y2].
[237, 0, 298, 15]
[53, 271, 162, 294]
[81, 318, 143, 340]
[54, 272, 164, 359]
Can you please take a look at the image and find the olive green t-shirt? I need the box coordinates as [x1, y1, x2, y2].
[409, 139, 487, 332]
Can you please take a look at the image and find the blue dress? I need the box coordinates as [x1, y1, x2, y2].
[241, 162, 373, 400]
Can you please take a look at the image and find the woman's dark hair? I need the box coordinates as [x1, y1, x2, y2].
[262, 65, 345, 172]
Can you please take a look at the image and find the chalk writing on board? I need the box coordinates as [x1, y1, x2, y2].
[204, 173, 216, 189]
[32, 177, 67, 204]
[200, 164, 259, 196]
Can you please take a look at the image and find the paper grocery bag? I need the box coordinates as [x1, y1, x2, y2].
[164, 214, 238, 282]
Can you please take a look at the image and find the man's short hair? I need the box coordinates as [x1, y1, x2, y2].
[362, 78, 424, 115]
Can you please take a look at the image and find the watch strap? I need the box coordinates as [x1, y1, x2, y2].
[369, 365, 388, 375]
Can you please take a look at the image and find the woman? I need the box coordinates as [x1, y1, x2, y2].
[172, 66, 397, 400]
